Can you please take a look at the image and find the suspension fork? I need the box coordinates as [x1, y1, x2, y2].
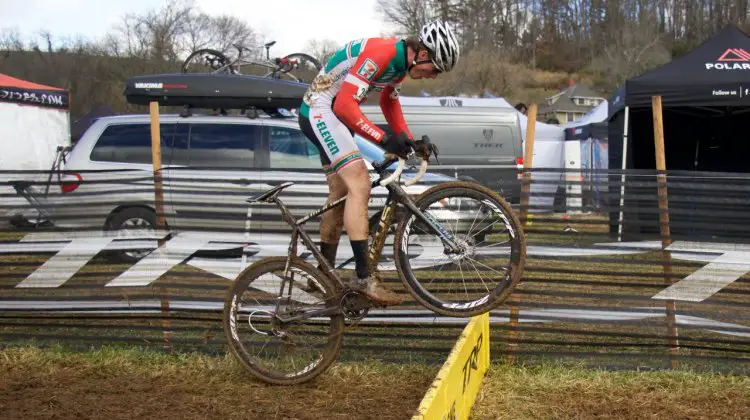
[368, 190, 398, 272]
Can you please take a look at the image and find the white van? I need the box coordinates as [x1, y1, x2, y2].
[359, 104, 524, 201]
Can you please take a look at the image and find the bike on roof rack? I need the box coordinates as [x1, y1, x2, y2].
[180, 41, 322, 84]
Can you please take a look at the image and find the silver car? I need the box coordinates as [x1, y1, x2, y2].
[48, 113, 457, 262]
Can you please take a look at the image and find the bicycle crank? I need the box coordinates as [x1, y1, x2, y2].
[340, 291, 371, 321]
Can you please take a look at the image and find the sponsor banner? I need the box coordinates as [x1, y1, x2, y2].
[413, 312, 490, 420]
[0, 86, 69, 109]
[706, 48, 750, 70]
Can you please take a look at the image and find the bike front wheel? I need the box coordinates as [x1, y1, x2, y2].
[393, 181, 526, 317]
[223, 257, 344, 385]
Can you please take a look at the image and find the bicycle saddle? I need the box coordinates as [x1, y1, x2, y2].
[264, 40, 276, 48]
[246, 182, 294, 203]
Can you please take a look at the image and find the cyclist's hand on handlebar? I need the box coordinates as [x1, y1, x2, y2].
[380, 131, 415, 160]
[414, 135, 439, 161]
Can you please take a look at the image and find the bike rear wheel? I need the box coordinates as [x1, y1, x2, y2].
[223, 257, 344, 385]
[394, 181, 526, 317]
[181, 48, 237, 74]
[264, 53, 322, 83]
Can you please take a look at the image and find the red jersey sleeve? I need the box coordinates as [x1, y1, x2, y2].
[332, 44, 396, 144]
[380, 75, 413, 139]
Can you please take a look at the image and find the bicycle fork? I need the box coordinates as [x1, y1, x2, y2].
[389, 183, 464, 254]
[368, 196, 397, 272]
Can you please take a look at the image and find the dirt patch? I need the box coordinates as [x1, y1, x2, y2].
[473, 362, 750, 419]
[0, 347, 438, 420]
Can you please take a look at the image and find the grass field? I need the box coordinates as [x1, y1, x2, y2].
[3, 346, 750, 419]
[473, 362, 750, 419]
[0, 346, 438, 420]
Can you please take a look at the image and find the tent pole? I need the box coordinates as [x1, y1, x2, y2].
[617, 106, 630, 241]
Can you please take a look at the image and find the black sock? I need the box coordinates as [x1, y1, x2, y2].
[350, 239, 369, 279]
[320, 242, 338, 267]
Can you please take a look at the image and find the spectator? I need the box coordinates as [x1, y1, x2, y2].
[514, 102, 528, 115]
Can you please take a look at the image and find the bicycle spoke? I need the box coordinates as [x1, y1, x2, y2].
[465, 257, 496, 294]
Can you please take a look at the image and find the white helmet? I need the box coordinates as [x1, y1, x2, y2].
[418, 19, 460, 72]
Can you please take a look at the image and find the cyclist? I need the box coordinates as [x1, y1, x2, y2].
[298, 19, 460, 306]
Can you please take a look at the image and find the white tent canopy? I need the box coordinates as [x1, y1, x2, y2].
[0, 73, 71, 170]
[0, 73, 71, 222]
[562, 100, 609, 129]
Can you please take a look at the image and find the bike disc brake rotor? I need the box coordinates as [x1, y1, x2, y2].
[445, 234, 477, 263]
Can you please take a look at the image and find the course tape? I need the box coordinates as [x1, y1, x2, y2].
[413, 312, 489, 420]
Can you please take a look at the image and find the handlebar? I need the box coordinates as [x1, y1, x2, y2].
[372, 135, 437, 187]
[373, 153, 429, 187]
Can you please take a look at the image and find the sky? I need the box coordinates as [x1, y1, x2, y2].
[1, 0, 395, 56]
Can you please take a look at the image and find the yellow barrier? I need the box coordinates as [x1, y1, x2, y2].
[413, 312, 490, 420]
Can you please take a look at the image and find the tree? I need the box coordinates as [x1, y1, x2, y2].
[110, 0, 257, 61]
[303, 38, 341, 64]
[587, 19, 671, 90]
[0, 27, 25, 53]
[376, 0, 432, 36]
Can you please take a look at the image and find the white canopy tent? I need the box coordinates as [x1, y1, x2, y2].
[562, 100, 609, 129]
[0, 73, 71, 223]
[0, 73, 71, 170]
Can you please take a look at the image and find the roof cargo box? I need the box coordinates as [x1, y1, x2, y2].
[123, 73, 308, 110]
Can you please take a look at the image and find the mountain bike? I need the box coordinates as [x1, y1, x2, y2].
[180, 40, 322, 83]
[222, 137, 526, 385]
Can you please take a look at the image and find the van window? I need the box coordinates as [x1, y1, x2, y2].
[187, 123, 260, 168]
[269, 126, 320, 169]
[165, 124, 190, 166]
[90, 123, 172, 164]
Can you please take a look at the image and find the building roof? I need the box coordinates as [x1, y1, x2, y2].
[539, 83, 605, 114]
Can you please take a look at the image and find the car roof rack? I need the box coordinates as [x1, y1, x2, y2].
[178, 104, 296, 119]
[123, 72, 307, 120]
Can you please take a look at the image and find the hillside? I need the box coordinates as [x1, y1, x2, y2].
[0, 49, 608, 122]
[399, 64, 605, 107]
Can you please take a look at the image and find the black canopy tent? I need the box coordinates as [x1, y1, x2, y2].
[607, 25, 750, 239]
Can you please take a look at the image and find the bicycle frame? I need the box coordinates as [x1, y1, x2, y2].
[250, 155, 469, 324]
[267, 161, 464, 293]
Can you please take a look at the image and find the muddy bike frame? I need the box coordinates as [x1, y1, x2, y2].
[251, 152, 465, 323]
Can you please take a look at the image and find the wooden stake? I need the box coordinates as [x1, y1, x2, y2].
[149, 101, 166, 236]
[508, 103, 537, 363]
[652, 95, 679, 367]
[149, 101, 171, 353]
[519, 103, 537, 226]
